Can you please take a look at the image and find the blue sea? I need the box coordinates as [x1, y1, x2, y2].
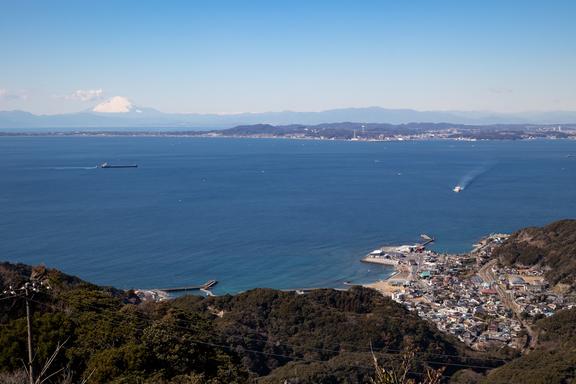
[1, 137, 575, 294]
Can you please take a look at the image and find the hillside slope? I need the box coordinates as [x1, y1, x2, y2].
[493, 219, 576, 288]
[0, 262, 482, 383]
[461, 220, 576, 384]
[482, 307, 576, 384]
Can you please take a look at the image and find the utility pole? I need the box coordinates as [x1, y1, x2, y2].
[2, 279, 50, 384]
[24, 283, 34, 384]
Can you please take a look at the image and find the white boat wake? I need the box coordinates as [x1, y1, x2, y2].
[50, 166, 98, 170]
[454, 162, 496, 192]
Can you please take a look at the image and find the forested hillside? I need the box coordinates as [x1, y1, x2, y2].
[0, 262, 498, 383]
[465, 219, 576, 384]
[493, 219, 576, 288]
[481, 307, 576, 384]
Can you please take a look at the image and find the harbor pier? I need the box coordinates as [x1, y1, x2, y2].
[157, 280, 218, 293]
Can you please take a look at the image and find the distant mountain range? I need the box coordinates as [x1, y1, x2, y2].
[1, 105, 576, 130]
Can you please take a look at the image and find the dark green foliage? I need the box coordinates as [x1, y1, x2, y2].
[174, 287, 470, 380]
[448, 369, 484, 384]
[483, 348, 576, 384]
[0, 264, 251, 383]
[494, 219, 576, 287]
[85, 343, 147, 383]
[535, 307, 576, 346]
[0, 312, 73, 372]
[0, 263, 471, 383]
[258, 352, 374, 384]
[481, 307, 576, 384]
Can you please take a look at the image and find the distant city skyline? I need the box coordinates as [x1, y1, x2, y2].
[1, 0, 575, 115]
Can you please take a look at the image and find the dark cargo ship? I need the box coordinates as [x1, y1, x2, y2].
[100, 162, 138, 169]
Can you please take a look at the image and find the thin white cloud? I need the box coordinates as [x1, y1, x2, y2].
[93, 96, 133, 113]
[0, 88, 27, 100]
[55, 88, 104, 102]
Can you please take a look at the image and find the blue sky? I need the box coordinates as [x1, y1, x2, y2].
[1, 0, 575, 114]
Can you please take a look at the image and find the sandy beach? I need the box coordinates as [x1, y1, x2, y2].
[363, 268, 410, 296]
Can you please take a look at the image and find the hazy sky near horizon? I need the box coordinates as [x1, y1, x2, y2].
[1, 0, 575, 115]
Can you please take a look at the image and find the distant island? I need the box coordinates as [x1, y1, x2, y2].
[1, 121, 575, 141]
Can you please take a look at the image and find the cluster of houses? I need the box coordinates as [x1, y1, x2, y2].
[491, 265, 572, 319]
[386, 234, 574, 351]
[472, 233, 509, 265]
[390, 253, 525, 349]
[132, 289, 169, 303]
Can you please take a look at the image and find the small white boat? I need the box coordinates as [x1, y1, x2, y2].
[453, 185, 463, 193]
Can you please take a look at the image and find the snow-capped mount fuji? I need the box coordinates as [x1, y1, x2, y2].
[90, 96, 164, 116]
[92, 96, 135, 113]
[0, 96, 178, 130]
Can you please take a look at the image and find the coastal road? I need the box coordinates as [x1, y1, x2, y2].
[477, 260, 496, 284]
[478, 260, 538, 350]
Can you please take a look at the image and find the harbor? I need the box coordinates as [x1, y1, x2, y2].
[134, 280, 218, 302]
[156, 279, 218, 292]
[361, 233, 576, 351]
[127, 231, 576, 351]
[360, 234, 437, 295]
[362, 234, 435, 273]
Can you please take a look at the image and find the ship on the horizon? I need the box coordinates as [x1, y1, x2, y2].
[453, 185, 463, 193]
[100, 162, 138, 169]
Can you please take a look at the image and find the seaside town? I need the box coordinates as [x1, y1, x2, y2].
[133, 232, 576, 353]
[206, 124, 576, 142]
[131, 231, 576, 353]
[362, 234, 576, 351]
[3, 123, 576, 143]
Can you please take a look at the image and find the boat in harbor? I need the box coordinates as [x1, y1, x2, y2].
[453, 185, 463, 193]
[100, 162, 138, 169]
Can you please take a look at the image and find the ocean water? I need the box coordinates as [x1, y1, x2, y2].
[1, 137, 575, 294]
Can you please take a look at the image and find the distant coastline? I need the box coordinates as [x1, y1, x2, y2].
[1, 120, 575, 142]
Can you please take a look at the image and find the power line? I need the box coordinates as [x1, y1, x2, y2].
[166, 298, 512, 363]
[21, 294, 576, 374]
[0, 293, 25, 301]
[24, 291, 511, 367]
[7, 284, 508, 364]
[26, 297, 446, 378]
[24, 296, 510, 371]
[1, 280, 51, 384]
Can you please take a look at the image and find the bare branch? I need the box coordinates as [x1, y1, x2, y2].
[34, 337, 69, 384]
